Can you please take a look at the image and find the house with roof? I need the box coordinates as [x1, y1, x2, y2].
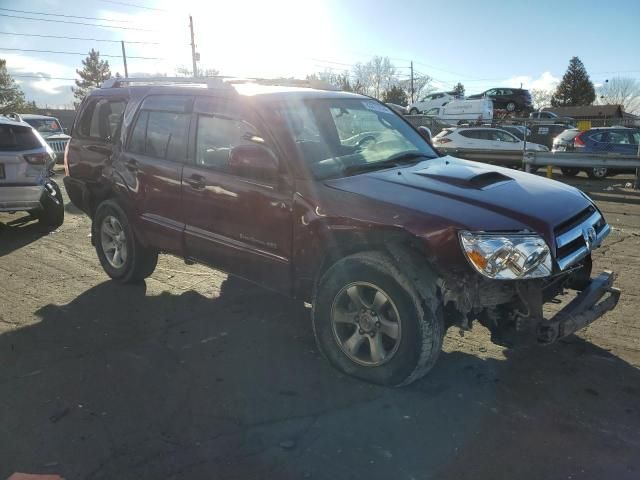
[542, 104, 639, 127]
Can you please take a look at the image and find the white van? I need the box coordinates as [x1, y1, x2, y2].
[423, 98, 493, 125]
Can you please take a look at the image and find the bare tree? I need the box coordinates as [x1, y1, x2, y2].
[352, 56, 396, 99]
[400, 74, 434, 103]
[598, 77, 640, 114]
[531, 89, 553, 110]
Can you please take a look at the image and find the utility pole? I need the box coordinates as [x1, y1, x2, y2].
[410, 61, 414, 104]
[189, 15, 198, 78]
[121, 41, 129, 78]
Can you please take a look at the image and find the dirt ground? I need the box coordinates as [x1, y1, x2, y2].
[1, 169, 639, 480]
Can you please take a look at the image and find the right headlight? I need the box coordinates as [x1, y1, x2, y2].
[459, 231, 552, 280]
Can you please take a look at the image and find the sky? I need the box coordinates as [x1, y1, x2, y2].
[1, 0, 639, 108]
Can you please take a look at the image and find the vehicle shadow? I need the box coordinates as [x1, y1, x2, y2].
[0, 213, 52, 257]
[0, 277, 638, 480]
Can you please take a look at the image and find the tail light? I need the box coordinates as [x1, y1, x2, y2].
[573, 132, 586, 148]
[63, 140, 70, 176]
[23, 152, 49, 165]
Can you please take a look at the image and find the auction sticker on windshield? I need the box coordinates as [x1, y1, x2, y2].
[362, 100, 393, 114]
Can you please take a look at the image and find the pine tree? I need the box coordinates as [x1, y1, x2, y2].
[72, 49, 111, 106]
[0, 59, 35, 114]
[382, 85, 408, 106]
[551, 57, 596, 107]
[452, 82, 465, 97]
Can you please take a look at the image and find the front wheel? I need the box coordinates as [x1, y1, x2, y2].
[94, 200, 158, 283]
[506, 101, 516, 112]
[409, 108, 420, 115]
[587, 167, 608, 179]
[312, 251, 444, 386]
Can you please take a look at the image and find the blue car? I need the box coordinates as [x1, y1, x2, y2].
[571, 127, 640, 178]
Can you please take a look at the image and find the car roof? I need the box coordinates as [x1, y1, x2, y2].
[0, 115, 32, 128]
[20, 114, 59, 120]
[91, 81, 366, 102]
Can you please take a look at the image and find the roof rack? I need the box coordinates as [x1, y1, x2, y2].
[100, 76, 340, 92]
[1, 112, 23, 122]
[100, 76, 234, 89]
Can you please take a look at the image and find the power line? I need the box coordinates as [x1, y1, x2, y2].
[0, 31, 162, 45]
[0, 47, 161, 60]
[0, 7, 130, 23]
[0, 13, 159, 32]
[99, 0, 169, 12]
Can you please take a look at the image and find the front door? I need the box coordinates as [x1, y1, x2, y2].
[181, 96, 293, 293]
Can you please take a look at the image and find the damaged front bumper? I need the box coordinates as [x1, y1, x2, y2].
[538, 270, 620, 344]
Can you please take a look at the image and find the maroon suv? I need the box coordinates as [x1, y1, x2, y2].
[64, 77, 619, 386]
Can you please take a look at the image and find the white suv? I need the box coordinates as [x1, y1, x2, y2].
[407, 92, 457, 115]
[0, 115, 64, 227]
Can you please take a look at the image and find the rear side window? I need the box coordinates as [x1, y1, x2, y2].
[0, 124, 42, 151]
[589, 132, 606, 142]
[608, 131, 631, 144]
[126, 95, 192, 162]
[459, 130, 480, 139]
[77, 97, 127, 141]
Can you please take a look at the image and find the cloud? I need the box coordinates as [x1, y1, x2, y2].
[4, 53, 76, 107]
[502, 71, 560, 91]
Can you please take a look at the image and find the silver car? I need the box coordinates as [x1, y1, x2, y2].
[0, 115, 64, 227]
[20, 113, 71, 163]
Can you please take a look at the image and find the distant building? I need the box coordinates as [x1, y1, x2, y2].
[34, 108, 77, 131]
[542, 104, 639, 127]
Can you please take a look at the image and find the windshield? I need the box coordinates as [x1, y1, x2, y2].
[24, 118, 64, 137]
[272, 98, 437, 179]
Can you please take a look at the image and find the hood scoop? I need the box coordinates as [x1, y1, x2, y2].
[413, 160, 514, 189]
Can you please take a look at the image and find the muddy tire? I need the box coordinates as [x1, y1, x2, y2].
[37, 181, 64, 228]
[93, 200, 158, 283]
[561, 167, 580, 177]
[312, 251, 444, 386]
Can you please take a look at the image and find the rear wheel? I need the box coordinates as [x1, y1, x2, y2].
[37, 181, 64, 228]
[409, 108, 420, 115]
[561, 167, 580, 177]
[312, 251, 444, 386]
[94, 200, 158, 283]
[587, 167, 608, 179]
[506, 101, 517, 112]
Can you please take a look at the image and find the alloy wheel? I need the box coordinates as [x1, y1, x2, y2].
[331, 282, 402, 366]
[100, 215, 128, 269]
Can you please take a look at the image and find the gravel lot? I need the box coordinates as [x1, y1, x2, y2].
[1, 170, 639, 480]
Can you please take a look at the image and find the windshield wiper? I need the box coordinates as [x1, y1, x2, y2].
[342, 152, 432, 176]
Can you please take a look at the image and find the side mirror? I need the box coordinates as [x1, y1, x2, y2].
[229, 144, 279, 182]
[417, 126, 432, 144]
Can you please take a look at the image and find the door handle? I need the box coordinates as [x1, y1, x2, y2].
[125, 159, 139, 172]
[185, 174, 206, 190]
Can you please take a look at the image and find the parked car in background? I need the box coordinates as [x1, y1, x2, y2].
[466, 88, 533, 113]
[21, 114, 71, 163]
[497, 125, 532, 141]
[528, 123, 571, 150]
[385, 103, 408, 115]
[432, 126, 548, 167]
[570, 127, 640, 178]
[423, 98, 493, 125]
[0, 115, 64, 227]
[529, 110, 575, 126]
[552, 128, 580, 152]
[407, 91, 457, 115]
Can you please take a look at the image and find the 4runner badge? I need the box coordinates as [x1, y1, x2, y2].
[583, 226, 597, 250]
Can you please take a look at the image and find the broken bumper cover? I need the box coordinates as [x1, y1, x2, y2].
[538, 270, 620, 344]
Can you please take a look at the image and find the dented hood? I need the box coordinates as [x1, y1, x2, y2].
[324, 156, 591, 236]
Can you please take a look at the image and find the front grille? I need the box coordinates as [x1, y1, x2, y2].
[48, 139, 68, 153]
[554, 206, 610, 270]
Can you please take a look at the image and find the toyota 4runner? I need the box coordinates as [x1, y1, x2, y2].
[64, 77, 620, 386]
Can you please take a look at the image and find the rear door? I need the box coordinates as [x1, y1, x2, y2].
[606, 130, 637, 155]
[181, 96, 294, 292]
[68, 94, 127, 181]
[118, 94, 192, 254]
